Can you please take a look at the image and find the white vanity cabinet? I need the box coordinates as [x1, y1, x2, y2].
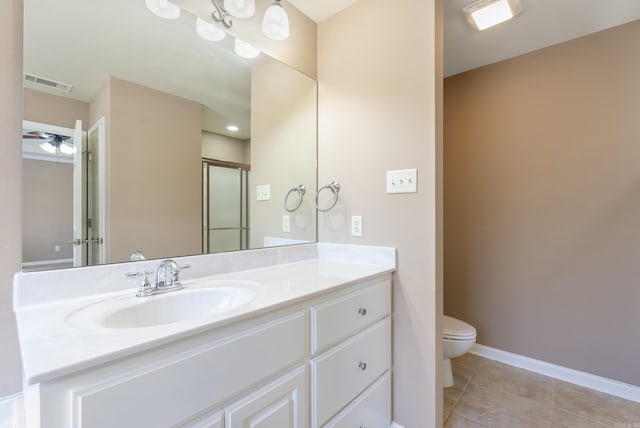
[22, 273, 392, 428]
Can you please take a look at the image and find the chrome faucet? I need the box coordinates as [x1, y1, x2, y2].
[126, 259, 190, 297]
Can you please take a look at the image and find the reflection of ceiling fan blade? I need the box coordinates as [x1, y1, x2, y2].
[23, 131, 53, 140]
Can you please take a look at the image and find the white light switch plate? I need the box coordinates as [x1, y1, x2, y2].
[282, 215, 290, 233]
[256, 184, 271, 201]
[386, 169, 417, 194]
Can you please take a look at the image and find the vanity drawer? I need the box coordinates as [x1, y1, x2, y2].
[311, 280, 390, 354]
[71, 311, 306, 428]
[323, 372, 391, 428]
[311, 317, 391, 428]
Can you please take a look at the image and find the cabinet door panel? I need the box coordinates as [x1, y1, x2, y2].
[225, 365, 307, 428]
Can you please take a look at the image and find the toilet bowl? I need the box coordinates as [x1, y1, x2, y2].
[443, 315, 477, 388]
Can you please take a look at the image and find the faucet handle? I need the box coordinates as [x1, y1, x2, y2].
[126, 270, 153, 297]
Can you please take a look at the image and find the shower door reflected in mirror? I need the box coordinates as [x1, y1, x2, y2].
[202, 160, 250, 254]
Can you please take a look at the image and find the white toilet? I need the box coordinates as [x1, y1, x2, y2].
[443, 315, 477, 388]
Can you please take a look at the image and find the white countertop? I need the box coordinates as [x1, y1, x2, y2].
[14, 247, 395, 385]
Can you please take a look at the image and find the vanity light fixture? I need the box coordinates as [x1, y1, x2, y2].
[145, 0, 181, 20]
[262, 0, 290, 40]
[463, 0, 522, 31]
[196, 17, 226, 41]
[210, 0, 290, 41]
[234, 38, 261, 59]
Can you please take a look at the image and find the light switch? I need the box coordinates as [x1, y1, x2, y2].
[386, 169, 417, 194]
[282, 215, 290, 233]
[256, 184, 271, 201]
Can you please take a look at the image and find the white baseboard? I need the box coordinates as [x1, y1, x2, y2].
[471, 344, 640, 404]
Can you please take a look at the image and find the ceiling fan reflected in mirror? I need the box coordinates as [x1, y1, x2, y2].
[23, 131, 77, 155]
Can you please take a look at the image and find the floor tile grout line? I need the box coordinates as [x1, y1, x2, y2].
[445, 357, 486, 423]
[551, 406, 610, 427]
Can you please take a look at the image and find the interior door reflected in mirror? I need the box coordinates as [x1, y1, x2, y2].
[21, 0, 317, 272]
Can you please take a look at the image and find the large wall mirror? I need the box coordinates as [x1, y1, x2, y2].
[22, 0, 317, 271]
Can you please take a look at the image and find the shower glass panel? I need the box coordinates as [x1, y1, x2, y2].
[202, 160, 249, 254]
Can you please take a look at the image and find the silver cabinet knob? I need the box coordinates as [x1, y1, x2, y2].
[358, 307, 367, 316]
[358, 361, 367, 371]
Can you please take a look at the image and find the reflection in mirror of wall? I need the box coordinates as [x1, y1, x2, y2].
[22, 0, 317, 272]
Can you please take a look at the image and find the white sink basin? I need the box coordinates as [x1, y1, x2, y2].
[66, 280, 262, 329]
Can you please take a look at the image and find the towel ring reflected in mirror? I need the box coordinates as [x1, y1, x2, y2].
[315, 181, 341, 212]
[284, 185, 306, 212]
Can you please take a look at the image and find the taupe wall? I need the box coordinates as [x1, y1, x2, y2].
[201, 131, 249, 165]
[250, 56, 317, 248]
[106, 77, 202, 263]
[23, 88, 89, 129]
[22, 159, 73, 262]
[318, 0, 443, 426]
[444, 20, 640, 386]
[0, 0, 23, 396]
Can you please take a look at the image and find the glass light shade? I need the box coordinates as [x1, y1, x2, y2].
[196, 17, 226, 41]
[145, 0, 181, 20]
[463, 0, 521, 31]
[223, 0, 256, 19]
[262, 1, 290, 41]
[234, 38, 260, 59]
[39, 141, 57, 154]
[59, 142, 77, 155]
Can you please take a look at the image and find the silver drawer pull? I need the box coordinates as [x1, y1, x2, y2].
[358, 307, 367, 316]
[358, 361, 367, 371]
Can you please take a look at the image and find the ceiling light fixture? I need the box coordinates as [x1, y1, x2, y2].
[145, 0, 181, 20]
[234, 38, 261, 59]
[37, 135, 76, 156]
[210, 0, 290, 40]
[463, 0, 522, 31]
[196, 17, 226, 41]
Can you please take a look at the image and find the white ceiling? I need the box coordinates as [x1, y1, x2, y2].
[289, 0, 640, 77]
[444, 0, 640, 77]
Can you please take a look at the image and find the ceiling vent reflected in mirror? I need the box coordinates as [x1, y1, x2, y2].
[24, 73, 73, 92]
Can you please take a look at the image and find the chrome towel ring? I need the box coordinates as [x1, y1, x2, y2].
[315, 181, 341, 212]
[284, 185, 306, 212]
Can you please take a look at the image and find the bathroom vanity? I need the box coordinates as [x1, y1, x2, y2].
[13, 244, 395, 428]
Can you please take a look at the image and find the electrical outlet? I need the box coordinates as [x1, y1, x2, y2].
[282, 215, 290, 233]
[351, 215, 363, 237]
[54, 245, 61, 252]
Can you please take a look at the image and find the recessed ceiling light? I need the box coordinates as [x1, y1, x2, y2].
[463, 0, 522, 31]
[227, 125, 239, 132]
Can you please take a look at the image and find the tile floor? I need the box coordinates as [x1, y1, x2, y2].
[445, 354, 640, 428]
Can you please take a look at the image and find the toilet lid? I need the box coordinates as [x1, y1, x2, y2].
[443, 315, 476, 340]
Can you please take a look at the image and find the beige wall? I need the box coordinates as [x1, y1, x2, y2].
[22, 159, 73, 262]
[444, 21, 640, 386]
[250, 56, 317, 248]
[0, 0, 23, 396]
[23, 88, 89, 129]
[202, 131, 249, 165]
[318, 0, 443, 426]
[104, 77, 202, 263]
